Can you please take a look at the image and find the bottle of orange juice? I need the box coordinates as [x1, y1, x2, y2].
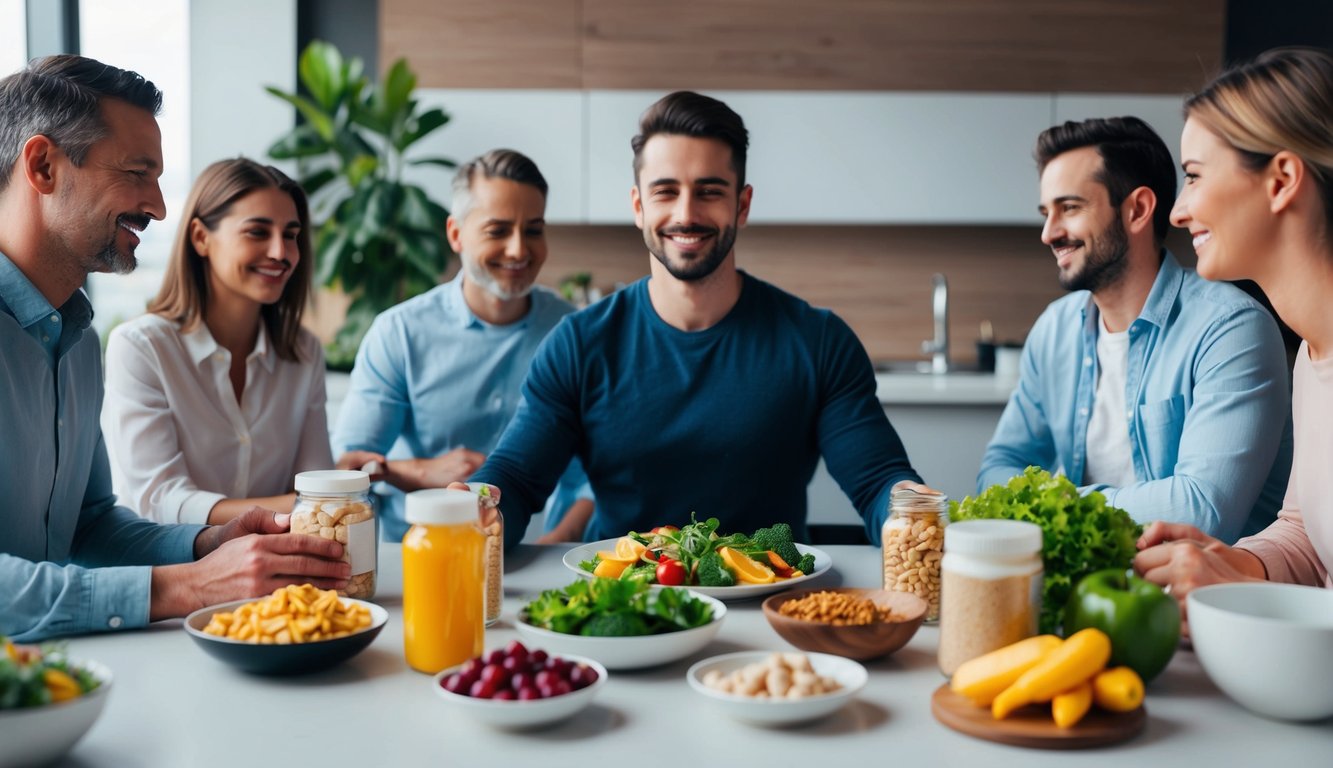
[402, 488, 486, 674]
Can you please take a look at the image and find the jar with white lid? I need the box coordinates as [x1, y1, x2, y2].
[291, 470, 377, 599]
[937, 519, 1043, 676]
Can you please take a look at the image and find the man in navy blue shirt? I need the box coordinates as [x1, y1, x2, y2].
[471, 91, 926, 549]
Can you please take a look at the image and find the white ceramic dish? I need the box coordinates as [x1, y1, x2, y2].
[432, 654, 608, 729]
[563, 539, 832, 600]
[686, 651, 867, 726]
[1188, 582, 1333, 722]
[516, 591, 727, 670]
[0, 660, 112, 768]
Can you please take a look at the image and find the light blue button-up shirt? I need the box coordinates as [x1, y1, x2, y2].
[0, 251, 203, 642]
[332, 276, 588, 540]
[978, 252, 1293, 543]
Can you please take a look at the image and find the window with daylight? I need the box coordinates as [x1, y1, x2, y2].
[0, 0, 26, 75]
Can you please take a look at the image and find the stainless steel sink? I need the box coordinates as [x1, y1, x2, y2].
[873, 359, 984, 375]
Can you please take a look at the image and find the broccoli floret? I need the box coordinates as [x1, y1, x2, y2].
[579, 612, 651, 637]
[696, 551, 736, 587]
[751, 524, 801, 569]
[795, 553, 816, 574]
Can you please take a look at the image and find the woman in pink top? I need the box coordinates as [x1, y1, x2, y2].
[1135, 48, 1333, 617]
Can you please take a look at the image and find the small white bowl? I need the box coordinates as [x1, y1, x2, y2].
[516, 591, 726, 670]
[431, 654, 607, 729]
[1189, 582, 1333, 721]
[686, 651, 867, 726]
[0, 660, 112, 768]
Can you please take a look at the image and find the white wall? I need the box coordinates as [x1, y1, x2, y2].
[189, 0, 297, 178]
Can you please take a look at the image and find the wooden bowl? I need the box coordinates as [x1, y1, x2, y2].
[761, 587, 927, 661]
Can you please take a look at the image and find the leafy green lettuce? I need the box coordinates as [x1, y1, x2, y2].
[950, 467, 1142, 633]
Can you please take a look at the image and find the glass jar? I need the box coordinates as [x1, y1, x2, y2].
[881, 486, 947, 621]
[937, 519, 1043, 676]
[292, 470, 376, 599]
[468, 482, 503, 628]
[402, 488, 486, 674]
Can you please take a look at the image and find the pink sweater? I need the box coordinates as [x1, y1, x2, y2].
[1237, 342, 1333, 587]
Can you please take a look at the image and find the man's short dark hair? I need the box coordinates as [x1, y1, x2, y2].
[0, 55, 162, 193]
[631, 91, 749, 188]
[450, 148, 548, 220]
[1035, 117, 1177, 245]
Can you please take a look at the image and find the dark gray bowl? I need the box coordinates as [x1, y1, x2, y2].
[184, 597, 388, 675]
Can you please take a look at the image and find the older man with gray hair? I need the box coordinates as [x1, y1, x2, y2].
[333, 149, 592, 541]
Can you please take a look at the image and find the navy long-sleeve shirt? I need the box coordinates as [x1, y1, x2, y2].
[474, 272, 921, 550]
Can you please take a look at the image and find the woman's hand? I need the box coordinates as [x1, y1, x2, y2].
[1133, 521, 1267, 636]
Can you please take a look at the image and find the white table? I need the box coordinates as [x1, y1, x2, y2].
[60, 544, 1332, 766]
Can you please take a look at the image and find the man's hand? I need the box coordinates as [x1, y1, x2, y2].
[1133, 521, 1267, 636]
[156, 508, 350, 620]
[892, 479, 941, 496]
[337, 450, 388, 481]
[386, 448, 487, 492]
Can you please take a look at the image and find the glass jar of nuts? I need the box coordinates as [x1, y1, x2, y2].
[292, 470, 377, 599]
[467, 482, 503, 627]
[881, 486, 947, 622]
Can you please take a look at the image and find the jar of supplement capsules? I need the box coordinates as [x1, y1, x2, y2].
[291, 470, 376, 599]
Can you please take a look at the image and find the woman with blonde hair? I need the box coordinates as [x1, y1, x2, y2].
[102, 158, 375, 523]
[1135, 48, 1333, 610]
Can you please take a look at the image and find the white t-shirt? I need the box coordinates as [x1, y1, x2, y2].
[102, 314, 333, 523]
[1084, 323, 1136, 487]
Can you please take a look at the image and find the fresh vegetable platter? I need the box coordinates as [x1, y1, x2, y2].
[563, 518, 832, 600]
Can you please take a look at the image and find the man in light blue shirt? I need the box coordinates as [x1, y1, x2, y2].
[979, 117, 1292, 543]
[333, 150, 591, 541]
[0, 56, 348, 642]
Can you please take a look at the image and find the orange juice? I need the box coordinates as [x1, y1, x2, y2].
[402, 489, 486, 674]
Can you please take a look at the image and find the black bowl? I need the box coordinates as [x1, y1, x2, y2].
[184, 597, 388, 675]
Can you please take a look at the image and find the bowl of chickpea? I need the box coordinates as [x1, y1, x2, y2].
[761, 587, 927, 661]
[184, 584, 388, 675]
[686, 651, 866, 725]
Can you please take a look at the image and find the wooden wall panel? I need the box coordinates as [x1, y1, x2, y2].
[380, 0, 582, 87]
[581, 0, 1224, 92]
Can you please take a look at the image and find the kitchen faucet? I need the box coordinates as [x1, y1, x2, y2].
[921, 273, 949, 373]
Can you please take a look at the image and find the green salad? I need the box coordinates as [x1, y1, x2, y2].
[523, 578, 715, 637]
[1, 638, 100, 709]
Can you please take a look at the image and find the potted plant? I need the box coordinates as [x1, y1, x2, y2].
[266, 40, 455, 368]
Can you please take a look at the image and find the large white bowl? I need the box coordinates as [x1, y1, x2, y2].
[686, 651, 867, 726]
[1188, 582, 1333, 721]
[0, 660, 112, 768]
[563, 540, 833, 600]
[516, 591, 727, 670]
[432, 653, 608, 729]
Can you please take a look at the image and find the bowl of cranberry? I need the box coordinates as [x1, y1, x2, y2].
[432, 641, 608, 729]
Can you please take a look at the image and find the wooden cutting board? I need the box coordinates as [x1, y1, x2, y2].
[931, 684, 1146, 749]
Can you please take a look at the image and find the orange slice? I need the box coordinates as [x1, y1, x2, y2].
[595, 537, 646, 563]
[719, 546, 776, 584]
[593, 558, 632, 579]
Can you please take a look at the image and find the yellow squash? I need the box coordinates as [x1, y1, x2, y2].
[1051, 681, 1093, 728]
[949, 634, 1063, 706]
[992, 628, 1112, 719]
[1093, 666, 1145, 712]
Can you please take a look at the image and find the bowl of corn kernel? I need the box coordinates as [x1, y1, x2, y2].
[184, 584, 388, 675]
[760, 587, 926, 661]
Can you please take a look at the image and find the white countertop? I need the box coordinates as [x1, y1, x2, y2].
[875, 372, 1016, 406]
[57, 544, 1333, 766]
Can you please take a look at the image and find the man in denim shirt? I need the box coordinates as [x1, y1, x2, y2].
[978, 117, 1292, 543]
[0, 56, 347, 642]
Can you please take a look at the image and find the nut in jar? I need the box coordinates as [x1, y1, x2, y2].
[881, 486, 947, 621]
[292, 470, 377, 599]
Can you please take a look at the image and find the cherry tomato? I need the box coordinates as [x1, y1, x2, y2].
[655, 558, 687, 586]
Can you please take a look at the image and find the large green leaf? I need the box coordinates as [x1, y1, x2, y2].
[398, 107, 451, 152]
[299, 167, 339, 198]
[298, 41, 346, 112]
[345, 155, 379, 188]
[399, 185, 446, 230]
[315, 221, 354, 287]
[396, 227, 447, 281]
[265, 87, 334, 142]
[267, 124, 331, 160]
[408, 156, 457, 170]
[379, 59, 416, 125]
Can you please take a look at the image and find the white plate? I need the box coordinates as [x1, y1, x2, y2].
[686, 651, 867, 726]
[516, 591, 727, 670]
[562, 539, 832, 600]
[432, 653, 607, 729]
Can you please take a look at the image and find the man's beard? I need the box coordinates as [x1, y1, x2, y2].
[90, 214, 148, 275]
[462, 254, 534, 302]
[1057, 215, 1129, 293]
[646, 224, 737, 282]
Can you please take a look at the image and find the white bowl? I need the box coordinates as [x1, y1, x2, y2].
[686, 651, 867, 725]
[1189, 582, 1333, 721]
[516, 591, 727, 670]
[563, 540, 833, 601]
[0, 660, 112, 768]
[431, 653, 607, 729]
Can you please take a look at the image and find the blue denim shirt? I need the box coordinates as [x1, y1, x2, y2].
[978, 253, 1293, 543]
[0, 251, 203, 642]
[332, 276, 590, 540]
